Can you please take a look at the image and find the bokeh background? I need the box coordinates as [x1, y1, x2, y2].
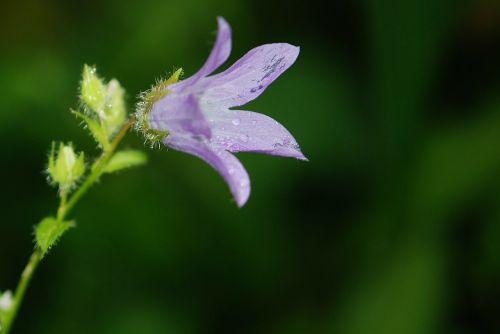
[1, 0, 500, 333]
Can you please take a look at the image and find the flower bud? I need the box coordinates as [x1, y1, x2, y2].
[81, 64, 106, 115]
[0, 290, 13, 312]
[0, 289, 13, 330]
[80, 65, 127, 145]
[47, 142, 85, 192]
[103, 79, 126, 136]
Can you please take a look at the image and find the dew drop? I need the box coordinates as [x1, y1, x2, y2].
[251, 120, 257, 125]
[228, 168, 235, 175]
[232, 118, 240, 126]
[240, 179, 249, 187]
[239, 134, 249, 142]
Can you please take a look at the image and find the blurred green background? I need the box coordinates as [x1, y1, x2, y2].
[1, 0, 500, 333]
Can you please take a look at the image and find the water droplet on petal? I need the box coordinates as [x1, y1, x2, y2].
[251, 120, 257, 125]
[228, 168, 235, 175]
[239, 134, 249, 142]
[240, 179, 249, 188]
[232, 118, 240, 126]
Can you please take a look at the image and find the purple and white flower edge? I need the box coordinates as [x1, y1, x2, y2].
[149, 17, 307, 207]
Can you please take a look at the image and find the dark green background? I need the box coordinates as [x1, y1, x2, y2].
[1, 0, 500, 333]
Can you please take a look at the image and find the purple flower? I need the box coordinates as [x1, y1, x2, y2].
[147, 17, 307, 207]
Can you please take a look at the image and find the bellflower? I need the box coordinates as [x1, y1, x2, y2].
[138, 17, 307, 207]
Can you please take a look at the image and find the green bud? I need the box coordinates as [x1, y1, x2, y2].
[0, 289, 13, 317]
[103, 79, 126, 136]
[81, 64, 107, 115]
[0, 289, 12, 331]
[47, 142, 85, 192]
[79, 65, 127, 144]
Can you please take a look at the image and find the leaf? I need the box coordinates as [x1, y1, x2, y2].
[35, 217, 75, 256]
[104, 150, 147, 174]
[72, 110, 109, 149]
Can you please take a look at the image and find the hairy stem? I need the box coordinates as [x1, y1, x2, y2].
[1, 250, 42, 334]
[62, 116, 135, 217]
[1, 117, 135, 334]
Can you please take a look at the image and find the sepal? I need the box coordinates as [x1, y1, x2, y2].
[135, 68, 183, 147]
[73, 110, 110, 150]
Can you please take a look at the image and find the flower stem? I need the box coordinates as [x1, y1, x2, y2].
[63, 116, 135, 218]
[2, 117, 135, 334]
[1, 249, 42, 334]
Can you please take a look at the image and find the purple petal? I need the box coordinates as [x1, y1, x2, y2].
[201, 43, 299, 109]
[164, 135, 251, 207]
[206, 109, 307, 160]
[172, 17, 232, 90]
[150, 94, 211, 138]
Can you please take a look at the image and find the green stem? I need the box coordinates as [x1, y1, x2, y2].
[56, 192, 68, 222]
[1, 117, 135, 334]
[63, 116, 135, 218]
[1, 250, 42, 334]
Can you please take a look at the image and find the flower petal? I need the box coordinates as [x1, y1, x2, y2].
[164, 135, 251, 207]
[206, 109, 307, 160]
[150, 94, 211, 138]
[172, 17, 232, 90]
[201, 43, 299, 109]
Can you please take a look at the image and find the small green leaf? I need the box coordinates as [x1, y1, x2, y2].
[73, 110, 110, 149]
[35, 217, 75, 256]
[104, 150, 147, 174]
